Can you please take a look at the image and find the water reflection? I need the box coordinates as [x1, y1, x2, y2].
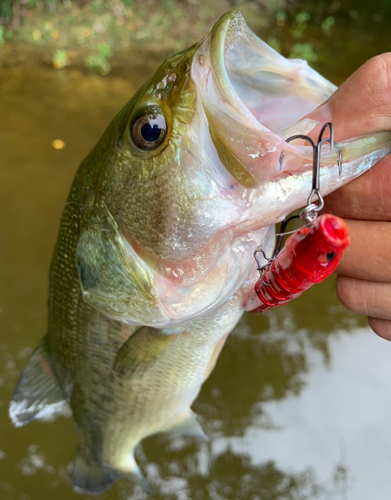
[208, 328, 391, 500]
[1, 15, 391, 500]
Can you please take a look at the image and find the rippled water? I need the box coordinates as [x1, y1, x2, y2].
[1, 11, 391, 500]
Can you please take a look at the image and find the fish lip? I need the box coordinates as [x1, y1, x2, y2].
[191, 11, 285, 188]
[208, 10, 263, 128]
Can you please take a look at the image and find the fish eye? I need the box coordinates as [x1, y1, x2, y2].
[130, 108, 167, 151]
[326, 252, 336, 262]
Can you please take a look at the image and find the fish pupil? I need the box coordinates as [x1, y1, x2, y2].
[141, 121, 161, 142]
[326, 252, 336, 261]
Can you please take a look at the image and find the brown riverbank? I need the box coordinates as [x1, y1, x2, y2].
[0, 1, 274, 76]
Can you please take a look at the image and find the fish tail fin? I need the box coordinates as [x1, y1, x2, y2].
[9, 336, 70, 427]
[72, 450, 118, 494]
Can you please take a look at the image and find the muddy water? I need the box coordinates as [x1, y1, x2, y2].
[1, 18, 391, 500]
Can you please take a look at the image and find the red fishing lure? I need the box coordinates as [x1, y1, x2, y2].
[245, 214, 350, 313]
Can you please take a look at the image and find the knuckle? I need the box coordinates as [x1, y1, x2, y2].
[363, 53, 391, 75]
[360, 54, 391, 105]
[337, 277, 391, 319]
[336, 275, 364, 315]
[368, 317, 391, 341]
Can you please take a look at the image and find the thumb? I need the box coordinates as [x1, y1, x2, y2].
[307, 53, 391, 141]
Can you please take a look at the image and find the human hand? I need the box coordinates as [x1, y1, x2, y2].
[315, 54, 391, 340]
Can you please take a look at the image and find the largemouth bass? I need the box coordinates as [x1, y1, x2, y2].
[9, 10, 391, 494]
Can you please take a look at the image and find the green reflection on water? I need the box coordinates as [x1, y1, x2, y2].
[0, 7, 390, 500]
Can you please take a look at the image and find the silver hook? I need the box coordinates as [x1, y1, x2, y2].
[253, 249, 272, 286]
[320, 122, 343, 174]
[285, 122, 342, 222]
[253, 215, 300, 283]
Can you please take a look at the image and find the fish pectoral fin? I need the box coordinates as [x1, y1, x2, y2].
[166, 409, 208, 441]
[72, 451, 118, 494]
[76, 204, 167, 325]
[9, 336, 70, 428]
[114, 326, 176, 378]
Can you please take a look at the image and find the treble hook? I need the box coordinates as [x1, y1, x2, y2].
[285, 122, 343, 222]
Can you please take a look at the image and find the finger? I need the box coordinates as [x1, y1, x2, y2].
[329, 53, 391, 139]
[307, 53, 391, 140]
[368, 317, 391, 341]
[336, 275, 391, 321]
[335, 219, 391, 281]
[323, 158, 391, 220]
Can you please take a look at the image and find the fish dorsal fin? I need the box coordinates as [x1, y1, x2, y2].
[114, 326, 177, 378]
[167, 409, 208, 441]
[72, 451, 118, 494]
[9, 337, 70, 427]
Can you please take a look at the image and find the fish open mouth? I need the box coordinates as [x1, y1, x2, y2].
[207, 10, 336, 133]
[191, 11, 338, 187]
